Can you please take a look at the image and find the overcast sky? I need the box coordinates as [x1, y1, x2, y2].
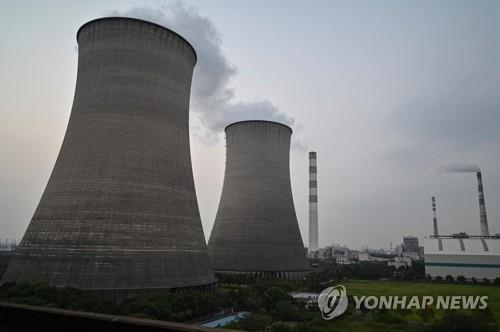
[1, 0, 499, 249]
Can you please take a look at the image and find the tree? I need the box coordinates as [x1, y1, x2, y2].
[261, 286, 290, 310]
[269, 323, 295, 332]
[272, 300, 304, 321]
[239, 313, 273, 331]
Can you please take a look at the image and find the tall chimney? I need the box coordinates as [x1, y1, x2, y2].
[477, 171, 490, 236]
[309, 151, 319, 252]
[432, 196, 439, 237]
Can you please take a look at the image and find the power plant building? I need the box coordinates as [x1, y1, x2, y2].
[425, 171, 500, 280]
[425, 237, 500, 280]
[403, 236, 419, 253]
[208, 120, 310, 278]
[2, 17, 216, 297]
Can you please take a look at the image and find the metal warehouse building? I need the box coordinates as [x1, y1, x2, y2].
[424, 236, 500, 280]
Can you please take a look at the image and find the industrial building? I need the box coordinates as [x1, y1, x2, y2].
[425, 171, 500, 280]
[314, 244, 357, 264]
[2, 17, 216, 297]
[208, 120, 310, 278]
[402, 236, 420, 254]
[425, 236, 500, 280]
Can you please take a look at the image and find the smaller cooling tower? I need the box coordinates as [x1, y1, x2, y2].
[208, 120, 310, 278]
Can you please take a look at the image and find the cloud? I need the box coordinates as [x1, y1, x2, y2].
[381, 67, 500, 173]
[106, 2, 295, 142]
[392, 70, 500, 148]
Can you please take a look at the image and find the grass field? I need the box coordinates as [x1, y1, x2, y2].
[342, 279, 500, 321]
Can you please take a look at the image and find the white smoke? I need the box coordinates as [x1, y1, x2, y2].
[106, 2, 296, 143]
[440, 163, 481, 173]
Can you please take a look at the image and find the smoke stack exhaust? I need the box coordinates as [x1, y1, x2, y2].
[432, 196, 439, 237]
[477, 171, 490, 236]
[309, 151, 319, 252]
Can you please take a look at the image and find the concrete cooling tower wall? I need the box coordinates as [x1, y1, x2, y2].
[208, 120, 310, 278]
[2, 17, 216, 298]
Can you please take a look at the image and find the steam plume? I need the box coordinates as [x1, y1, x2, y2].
[106, 2, 295, 143]
[440, 163, 481, 173]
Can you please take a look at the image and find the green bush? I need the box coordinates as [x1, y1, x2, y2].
[427, 310, 497, 332]
[261, 286, 290, 310]
[239, 313, 273, 331]
[269, 322, 296, 332]
[372, 308, 405, 324]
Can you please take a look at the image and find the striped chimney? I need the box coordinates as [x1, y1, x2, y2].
[477, 171, 490, 236]
[309, 151, 319, 252]
[432, 196, 439, 237]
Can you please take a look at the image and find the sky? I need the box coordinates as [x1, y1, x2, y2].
[0, 0, 499, 249]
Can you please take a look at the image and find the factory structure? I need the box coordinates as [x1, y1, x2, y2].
[2, 17, 216, 298]
[15, 12, 500, 296]
[208, 120, 310, 278]
[1, 17, 315, 294]
[425, 171, 500, 280]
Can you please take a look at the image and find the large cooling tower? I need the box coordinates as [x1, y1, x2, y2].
[2, 17, 216, 296]
[208, 120, 310, 277]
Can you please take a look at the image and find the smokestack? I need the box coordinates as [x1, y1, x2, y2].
[309, 151, 319, 252]
[432, 196, 439, 236]
[477, 171, 490, 236]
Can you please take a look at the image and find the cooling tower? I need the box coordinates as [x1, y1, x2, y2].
[2, 17, 216, 296]
[208, 120, 310, 278]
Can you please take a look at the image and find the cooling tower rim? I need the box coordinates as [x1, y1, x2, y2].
[225, 120, 293, 133]
[77, 17, 197, 64]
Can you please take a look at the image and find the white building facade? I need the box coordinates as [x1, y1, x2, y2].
[424, 237, 500, 280]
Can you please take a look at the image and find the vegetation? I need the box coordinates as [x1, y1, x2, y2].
[0, 282, 232, 322]
[341, 279, 500, 322]
[1, 259, 499, 331]
[0, 252, 13, 278]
